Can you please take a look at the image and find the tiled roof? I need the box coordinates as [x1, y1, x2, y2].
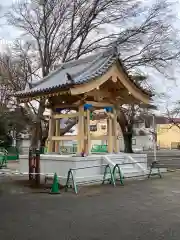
[14, 47, 152, 98]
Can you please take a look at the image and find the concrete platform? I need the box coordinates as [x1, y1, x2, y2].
[19, 153, 149, 184]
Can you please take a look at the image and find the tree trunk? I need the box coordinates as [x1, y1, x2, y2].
[31, 122, 42, 149]
[123, 132, 133, 153]
[30, 100, 45, 149]
[117, 113, 134, 153]
[117, 106, 135, 153]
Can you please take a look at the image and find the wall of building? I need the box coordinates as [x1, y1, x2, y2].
[133, 135, 153, 150]
[119, 135, 153, 151]
[157, 124, 180, 149]
[17, 139, 31, 154]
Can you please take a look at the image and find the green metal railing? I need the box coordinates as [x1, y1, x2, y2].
[112, 164, 124, 185]
[0, 148, 8, 168]
[148, 161, 162, 178]
[65, 164, 115, 194]
[91, 144, 108, 153]
[57, 144, 108, 154]
[41, 144, 108, 154]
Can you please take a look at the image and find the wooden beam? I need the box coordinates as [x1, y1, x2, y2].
[53, 104, 78, 110]
[52, 100, 83, 110]
[85, 109, 91, 154]
[114, 63, 150, 104]
[47, 110, 55, 153]
[77, 105, 85, 153]
[84, 87, 127, 105]
[90, 135, 108, 140]
[112, 76, 117, 82]
[112, 108, 120, 153]
[52, 135, 80, 141]
[107, 117, 113, 153]
[85, 101, 113, 108]
[55, 119, 60, 153]
[53, 112, 87, 119]
[70, 63, 150, 104]
[85, 88, 115, 102]
[53, 113, 78, 119]
[70, 67, 115, 95]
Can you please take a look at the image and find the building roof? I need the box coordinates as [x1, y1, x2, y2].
[135, 115, 180, 126]
[14, 47, 152, 99]
[156, 117, 180, 125]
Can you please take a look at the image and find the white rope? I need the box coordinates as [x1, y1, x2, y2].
[0, 170, 54, 176]
[0, 170, 67, 179]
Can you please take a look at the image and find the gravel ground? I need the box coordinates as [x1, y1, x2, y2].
[0, 172, 180, 239]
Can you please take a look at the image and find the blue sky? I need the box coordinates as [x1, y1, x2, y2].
[0, 0, 180, 114]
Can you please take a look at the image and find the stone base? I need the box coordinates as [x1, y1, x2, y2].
[19, 153, 150, 185]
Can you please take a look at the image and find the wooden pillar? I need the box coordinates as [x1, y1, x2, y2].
[84, 114, 87, 154]
[84, 109, 91, 155]
[77, 105, 85, 154]
[59, 119, 64, 150]
[107, 115, 113, 153]
[47, 109, 55, 153]
[55, 119, 60, 153]
[112, 108, 120, 153]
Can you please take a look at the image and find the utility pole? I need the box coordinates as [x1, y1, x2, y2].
[152, 114, 157, 162]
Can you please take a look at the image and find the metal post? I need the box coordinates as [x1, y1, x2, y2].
[28, 148, 33, 180]
[152, 114, 157, 162]
[35, 149, 40, 185]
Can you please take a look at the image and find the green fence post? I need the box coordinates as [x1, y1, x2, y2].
[148, 161, 162, 179]
[0, 148, 8, 168]
[3, 153, 7, 168]
[102, 164, 115, 186]
[65, 169, 78, 194]
[113, 164, 124, 185]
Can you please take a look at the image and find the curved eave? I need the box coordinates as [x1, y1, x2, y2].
[115, 61, 152, 104]
[15, 87, 71, 101]
[70, 65, 116, 96]
[118, 60, 153, 98]
[70, 62, 152, 105]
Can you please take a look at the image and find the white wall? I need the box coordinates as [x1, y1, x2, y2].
[19, 153, 148, 184]
[17, 139, 31, 154]
[133, 135, 153, 150]
[119, 135, 153, 151]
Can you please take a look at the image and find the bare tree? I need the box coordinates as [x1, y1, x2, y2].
[0, 51, 36, 133]
[166, 103, 180, 129]
[5, 0, 180, 149]
[116, 73, 157, 152]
